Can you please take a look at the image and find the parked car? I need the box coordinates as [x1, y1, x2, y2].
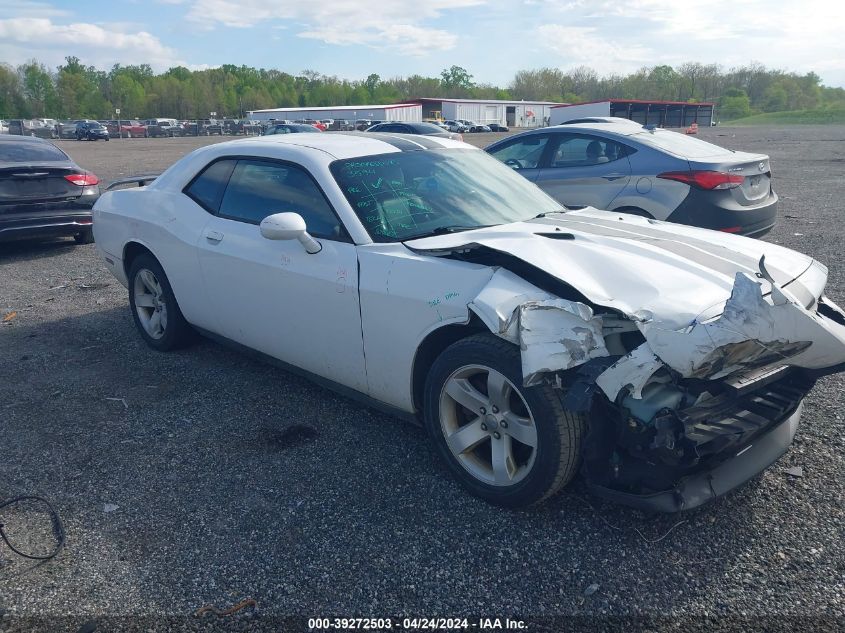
[0, 120, 9, 134]
[7, 119, 55, 139]
[92, 133, 845, 511]
[119, 120, 148, 138]
[76, 121, 110, 141]
[263, 123, 322, 135]
[302, 119, 327, 131]
[331, 119, 355, 131]
[182, 119, 224, 136]
[457, 120, 489, 133]
[145, 118, 183, 137]
[356, 119, 385, 131]
[443, 120, 468, 133]
[56, 121, 79, 139]
[485, 119, 779, 237]
[0, 135, 100, 243]
[366, 121, 462, 140]
[488, 123, 509, 132]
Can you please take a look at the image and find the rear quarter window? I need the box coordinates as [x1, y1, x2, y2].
[183, 159, 237, 213]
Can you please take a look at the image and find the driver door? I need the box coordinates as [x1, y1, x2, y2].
[192, 157, 367, 392]
[486, 134, 551, 183]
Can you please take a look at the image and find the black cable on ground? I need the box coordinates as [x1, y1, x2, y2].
[0, 495, 65, 560]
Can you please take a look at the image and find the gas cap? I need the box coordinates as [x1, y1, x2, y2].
[636, 177, 652, 194]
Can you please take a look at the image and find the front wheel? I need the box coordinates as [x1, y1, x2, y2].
[127, 254, 194, 351]
[424, 333, 585, 507]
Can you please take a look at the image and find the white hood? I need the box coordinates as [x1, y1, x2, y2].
[406, 209, 815, 329]
[407, 209, 845, 397]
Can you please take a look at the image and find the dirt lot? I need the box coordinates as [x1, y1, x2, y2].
[1, 127, 844, 631]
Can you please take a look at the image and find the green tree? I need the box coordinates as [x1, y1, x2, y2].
[719, 88, 752, 119]
[440, 65, 474, 96]
[19, 61, 57, 117]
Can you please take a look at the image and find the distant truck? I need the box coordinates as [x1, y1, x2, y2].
[144, 118, 183, 137]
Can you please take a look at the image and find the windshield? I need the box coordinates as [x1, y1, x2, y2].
[331, 148, 564, 242]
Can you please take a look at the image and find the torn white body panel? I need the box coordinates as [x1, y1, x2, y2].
[595, 345, 664, 400]
[408, 214, 845, 402]
[469, 269, 608, 385]
[641, 272, 845, 377]
[597, 272, 845, 401]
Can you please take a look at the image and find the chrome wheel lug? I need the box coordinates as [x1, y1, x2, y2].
[493, 431, 501, 440]
[480, 423, 488, 431]
[479, 407, 486, 415]
[500, 420, 508, 428]
[492, 405, 499, 413]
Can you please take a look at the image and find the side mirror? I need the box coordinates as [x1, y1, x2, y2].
[259, 212, 322, 254]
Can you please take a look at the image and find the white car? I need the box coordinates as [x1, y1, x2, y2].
[93, 133, 845, 510]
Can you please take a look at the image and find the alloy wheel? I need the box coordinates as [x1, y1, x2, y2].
[439, 365, 538, 486]
[133, 268, 168, 339]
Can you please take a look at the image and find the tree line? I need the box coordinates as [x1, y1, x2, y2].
[1, 57, 843, 122]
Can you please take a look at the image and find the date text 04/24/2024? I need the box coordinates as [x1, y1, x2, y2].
[308, 617, 528, 630]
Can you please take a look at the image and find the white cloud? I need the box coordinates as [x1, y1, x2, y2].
[299, 24, 459, 56]
[0, 17, 184, 70]
[533, 0, 845, 86]
[185, 0, 482, 53]
[536, 24, 652, 74]
[1, 0, 68, 18]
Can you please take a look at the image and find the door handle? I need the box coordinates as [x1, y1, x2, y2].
[602, 173, 627, 181]
[205, 230, 224, 243]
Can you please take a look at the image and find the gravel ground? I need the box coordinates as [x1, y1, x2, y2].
[0, 127, 843, 632]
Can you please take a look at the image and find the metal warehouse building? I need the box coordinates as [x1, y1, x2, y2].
[247, 103, 422, 123]
[550, 99, 715, 128]
[413, 98, 566, 128]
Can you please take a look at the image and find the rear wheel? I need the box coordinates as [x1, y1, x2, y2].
[424, 333, 585, 507]
[127, 254, 194, 351]
[73, 228, 94, 244]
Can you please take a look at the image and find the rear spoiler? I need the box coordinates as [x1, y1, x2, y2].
[104, 174, 160, 191]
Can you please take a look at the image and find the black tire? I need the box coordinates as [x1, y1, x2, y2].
[127, 253, 194, 351]
[73, 228, 94, 244]
[423, 333, 585, 508]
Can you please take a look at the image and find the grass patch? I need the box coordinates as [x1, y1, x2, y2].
[723, 108, 845, 125]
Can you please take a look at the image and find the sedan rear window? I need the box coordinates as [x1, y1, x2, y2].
[0, 141, 69, 162]
[634, 130, 734, 158]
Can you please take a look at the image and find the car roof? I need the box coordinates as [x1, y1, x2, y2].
[0, 134, 50, 144]
[222, 131, 468, 159]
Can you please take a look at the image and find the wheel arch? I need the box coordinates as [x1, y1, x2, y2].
[122, 241, 158, 279]
[410, 315, 488, 417]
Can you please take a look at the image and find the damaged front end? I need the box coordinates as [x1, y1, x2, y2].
[462, 255, 845, 512]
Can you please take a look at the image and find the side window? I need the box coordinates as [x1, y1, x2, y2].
[184, 159, 237, 213]
[487, 135, 549, 169]
[549, 135, 632, 168]
[218, 159, 345, 240]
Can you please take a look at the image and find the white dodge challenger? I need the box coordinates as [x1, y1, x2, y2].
[93, 132, 845, 510]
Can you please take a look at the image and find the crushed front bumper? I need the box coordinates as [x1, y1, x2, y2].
[585, 368, 816, 512]
[589, 402, 802, 513]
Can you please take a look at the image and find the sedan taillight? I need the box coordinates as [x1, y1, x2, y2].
[657, 170, 744, 190]
[64, 173, 100, 186]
